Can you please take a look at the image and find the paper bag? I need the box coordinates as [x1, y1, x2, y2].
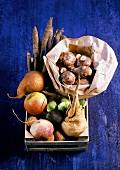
[44, 36, 118, 99]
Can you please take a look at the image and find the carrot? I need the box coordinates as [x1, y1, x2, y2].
[32, 26, 40, 71]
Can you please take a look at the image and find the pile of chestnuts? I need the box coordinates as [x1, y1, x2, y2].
[56, 52, 95, 85]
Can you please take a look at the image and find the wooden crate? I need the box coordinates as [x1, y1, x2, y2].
[24, 100, 89, 151]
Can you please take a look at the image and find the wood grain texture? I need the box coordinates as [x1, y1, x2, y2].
[0, 0, 120, 169]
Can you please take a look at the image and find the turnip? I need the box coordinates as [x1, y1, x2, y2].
[7, 71, 44, 99]
[12, 110, 54, 140]
[30, 119, 54, 140]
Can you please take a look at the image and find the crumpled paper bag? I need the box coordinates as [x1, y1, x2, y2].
[44, 36, 118, 99]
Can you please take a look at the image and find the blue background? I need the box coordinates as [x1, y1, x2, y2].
[0, 0, 120, 169]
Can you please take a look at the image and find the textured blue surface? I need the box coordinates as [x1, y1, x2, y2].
[0, 0, 120, 169]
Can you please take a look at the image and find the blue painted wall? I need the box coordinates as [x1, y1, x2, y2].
[0, 0, 119, 169]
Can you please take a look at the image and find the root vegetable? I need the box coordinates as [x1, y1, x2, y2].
[76, 55, 92, 67]
[56, 52, 76, 70]
[40, 17, 53, 56]
[32, 26, 40, 71]
[61, 76, 87, 137]
[27, 116, 38, 127]
[40, 17, 53, 73]
[60, 71, 76, 85]
[62, 52, 76, 69]
[7, 71, 44, 99]
[47, 134, 54, 141]
[41, 17, 53, 73]
[30, 119, 54, 140]
[72, 66, 92, 78]
[55, 131, 65, 141]
[47, 27, 53, 52]
[54, 28, 65, 45]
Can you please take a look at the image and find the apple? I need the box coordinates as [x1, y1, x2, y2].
[24, 92, 47, 115]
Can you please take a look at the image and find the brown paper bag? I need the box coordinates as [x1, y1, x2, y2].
[44, 36, 118, 99]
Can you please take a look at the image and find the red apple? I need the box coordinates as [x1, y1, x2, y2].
[24, 92, 47, 115]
